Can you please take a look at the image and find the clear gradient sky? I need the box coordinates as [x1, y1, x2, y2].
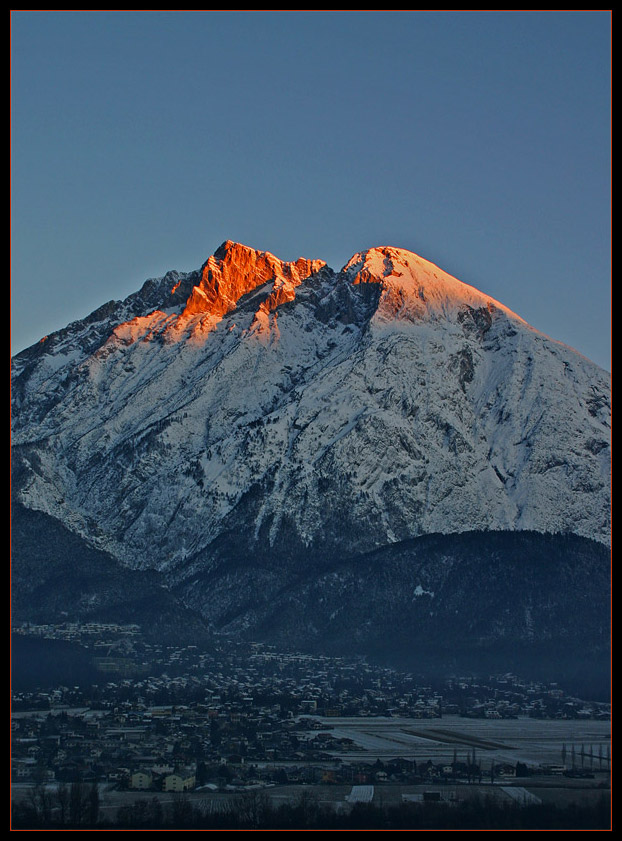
[11, 10, 611, 369]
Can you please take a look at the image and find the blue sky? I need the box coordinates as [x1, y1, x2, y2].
[11, 10, 611, 369]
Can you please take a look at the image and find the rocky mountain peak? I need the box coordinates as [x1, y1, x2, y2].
[181, 241, 326, 319]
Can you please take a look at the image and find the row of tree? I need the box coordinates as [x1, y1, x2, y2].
[561, 743, 610, 770]
[16, 780, 100, 826]
[12, 788, 610, 830]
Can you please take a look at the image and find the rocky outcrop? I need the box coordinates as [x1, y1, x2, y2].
[181, 241, 326, 318]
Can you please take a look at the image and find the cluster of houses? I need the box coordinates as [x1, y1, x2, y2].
[12, 628, 611, 724]
[12, 628, 610, 792]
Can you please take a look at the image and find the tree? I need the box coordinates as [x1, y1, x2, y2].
[210, 718, 221, 747]
[147, 797, 164, 828]
[171, 793, 194, 827]
[275, 767, 288, 785]
[69, 779, 88, 826]
[56, 781, 70, 825]
[88, 782, 100, 826]
[218, 763, 233, 783]
[196, 760, 208, 786]
[237, 791, 272, 828]
[28, 781, 52, 826]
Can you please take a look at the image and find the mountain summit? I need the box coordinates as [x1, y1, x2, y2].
[11, 241, 610, 668]
[342, 245, 527, 326]
[182, 240, 326, 321]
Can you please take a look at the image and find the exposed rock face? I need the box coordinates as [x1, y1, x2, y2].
[182, 240, 326, 319]
[11, 240, 610, 661]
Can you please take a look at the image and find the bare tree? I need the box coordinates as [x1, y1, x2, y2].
[28, 780, 53, 826]
[56, 781, 70, 825]
[88, 782, 100, 826]
[69, 779, 89, 826]
[171, 792, 194, 827]
[237, 790, 273, 828]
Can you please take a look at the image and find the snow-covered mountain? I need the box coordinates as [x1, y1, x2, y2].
[11, 240, 611, 664]
[12, 240, 610, 544]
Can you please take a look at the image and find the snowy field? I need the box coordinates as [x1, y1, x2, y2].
[317, 715, 610, 768]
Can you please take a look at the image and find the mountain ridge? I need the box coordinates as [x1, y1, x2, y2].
[11, 240, 607, 368]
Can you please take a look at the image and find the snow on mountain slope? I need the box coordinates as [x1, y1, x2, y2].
[11, 242, 611, 585]
[343, 246, 528, 326]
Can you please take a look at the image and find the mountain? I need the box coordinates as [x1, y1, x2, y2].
[201, 528, 609, 690]
[11, 502, 208, 642]
[11, 241, 610, 676]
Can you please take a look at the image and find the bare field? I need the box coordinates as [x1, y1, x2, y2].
[321, 715, 610, 767]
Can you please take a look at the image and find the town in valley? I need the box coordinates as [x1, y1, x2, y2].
[12, 621, 610, 827]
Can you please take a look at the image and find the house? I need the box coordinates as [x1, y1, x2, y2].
[151, 762, 174, 776]
[164, 773, 196, 792]
[12, 758, 36, 779]
[130, 771, 153, 790]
